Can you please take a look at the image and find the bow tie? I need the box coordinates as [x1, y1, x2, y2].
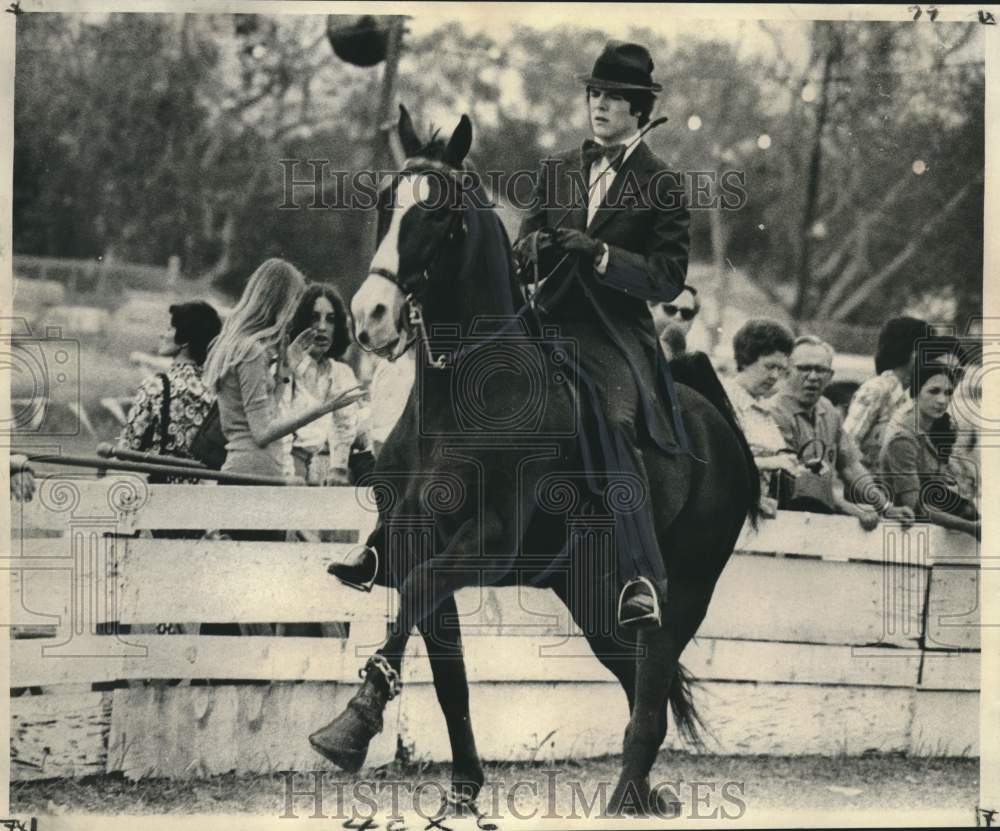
[581, 139, 626, 171]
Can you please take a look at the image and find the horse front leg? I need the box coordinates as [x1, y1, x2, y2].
[310, 515, 499, 773]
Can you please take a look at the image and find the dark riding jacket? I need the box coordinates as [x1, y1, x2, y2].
[516, 140, 691, 454]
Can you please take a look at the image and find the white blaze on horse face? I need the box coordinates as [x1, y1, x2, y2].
[353, 176, 431, 355]
[351, 273, 406, 356]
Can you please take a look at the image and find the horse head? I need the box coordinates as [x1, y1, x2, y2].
[352, 104, 473, 361]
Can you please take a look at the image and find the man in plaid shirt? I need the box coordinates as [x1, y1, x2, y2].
[843, 317, 928, 471]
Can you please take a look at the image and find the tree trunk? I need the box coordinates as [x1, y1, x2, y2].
[372, 19, 404, 171]
[792, 28, 839, 321]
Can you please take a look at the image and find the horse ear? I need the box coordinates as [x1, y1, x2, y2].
[398, 104, 422, 158]
[444, 115, 472, 167]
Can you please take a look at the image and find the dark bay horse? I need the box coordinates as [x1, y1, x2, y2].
[309, 105, 759, 818]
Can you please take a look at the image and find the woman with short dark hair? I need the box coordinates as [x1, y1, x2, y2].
[117, 300, 223, 483]
[723, 319, 802, 516]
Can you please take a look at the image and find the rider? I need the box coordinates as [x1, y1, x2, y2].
[514, 40, 691, 628]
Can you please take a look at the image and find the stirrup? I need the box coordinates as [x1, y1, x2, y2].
[329, 545, 378, 592]
[618, 576, 662, 628]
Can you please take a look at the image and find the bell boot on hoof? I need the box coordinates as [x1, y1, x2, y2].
[328, 545, 378, 592]
[308, 677, 387, 772]
[617, 576, 662, 629]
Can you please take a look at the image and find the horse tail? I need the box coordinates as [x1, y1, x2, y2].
[668, 662, 712, 751]
[727, 401, 761, 530]
[668, 351, 761, 530]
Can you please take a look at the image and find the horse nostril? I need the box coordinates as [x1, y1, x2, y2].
[371, 304, 387, 322]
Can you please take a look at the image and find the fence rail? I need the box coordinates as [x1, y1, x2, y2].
[8, 475, 981, 780]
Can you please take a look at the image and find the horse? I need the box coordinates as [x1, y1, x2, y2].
[309, 105, 760, 819]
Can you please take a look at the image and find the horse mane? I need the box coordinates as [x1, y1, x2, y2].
[448, 178, 520, 320]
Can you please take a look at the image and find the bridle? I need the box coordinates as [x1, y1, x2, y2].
[360, 161, 467, 370]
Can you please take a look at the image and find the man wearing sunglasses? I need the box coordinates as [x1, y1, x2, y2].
[768, 335, 913, 529]
[649, 286, 700, 337]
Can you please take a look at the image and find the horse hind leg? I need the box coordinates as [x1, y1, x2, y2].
[607, 625, 685, 818]
[414, 595, 486, 806]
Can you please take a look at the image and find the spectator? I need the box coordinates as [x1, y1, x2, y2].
[202, 259, 362, 482]
[648, 310, 688, 360]
[843, 316, 929, 470]
[722, 319, 804, 517]
[281, 284, 363, 485]
[948, 346, 981, 514]
[116, 301, 222, 639]
[647, 285, 699, 338]
[367, 350, 416, 459]
[768, 335, 911, 529]
[201, 258, 362, 637]
[879, 361, 979, 538]
[116, 301, 222, 483]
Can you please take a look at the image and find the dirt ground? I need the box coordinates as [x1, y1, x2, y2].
[10, 750, 979, 824]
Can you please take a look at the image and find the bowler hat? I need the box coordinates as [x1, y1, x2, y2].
[578, 41, 663, 92]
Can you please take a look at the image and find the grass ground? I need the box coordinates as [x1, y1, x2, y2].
[10, 750, 978, 821]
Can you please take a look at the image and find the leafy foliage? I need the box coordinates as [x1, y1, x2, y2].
[13, 15, 983, 324]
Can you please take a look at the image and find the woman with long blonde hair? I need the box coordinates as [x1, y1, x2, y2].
[201, 259, 362, 641]
[204, 258, 362, 479]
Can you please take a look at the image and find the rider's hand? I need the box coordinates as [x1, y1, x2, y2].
[552, 228, 603, 262]
[513, 230, 555, 276]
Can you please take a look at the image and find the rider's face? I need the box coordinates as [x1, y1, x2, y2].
[588, 88, 638, 144]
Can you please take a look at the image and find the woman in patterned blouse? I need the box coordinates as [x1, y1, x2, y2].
[117, 301, 222, 483]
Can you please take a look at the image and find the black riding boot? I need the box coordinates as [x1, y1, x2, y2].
[618, 576, 662, 628]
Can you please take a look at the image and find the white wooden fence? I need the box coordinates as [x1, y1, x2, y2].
[8, 474, 980, 781]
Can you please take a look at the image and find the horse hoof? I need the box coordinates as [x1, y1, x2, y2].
[434, 787, 496, 829]
[652, 794, 683, 819]
[308, 726, 368, 773]
[608, 781, 680, 818]
[307, 686, 384, 772]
